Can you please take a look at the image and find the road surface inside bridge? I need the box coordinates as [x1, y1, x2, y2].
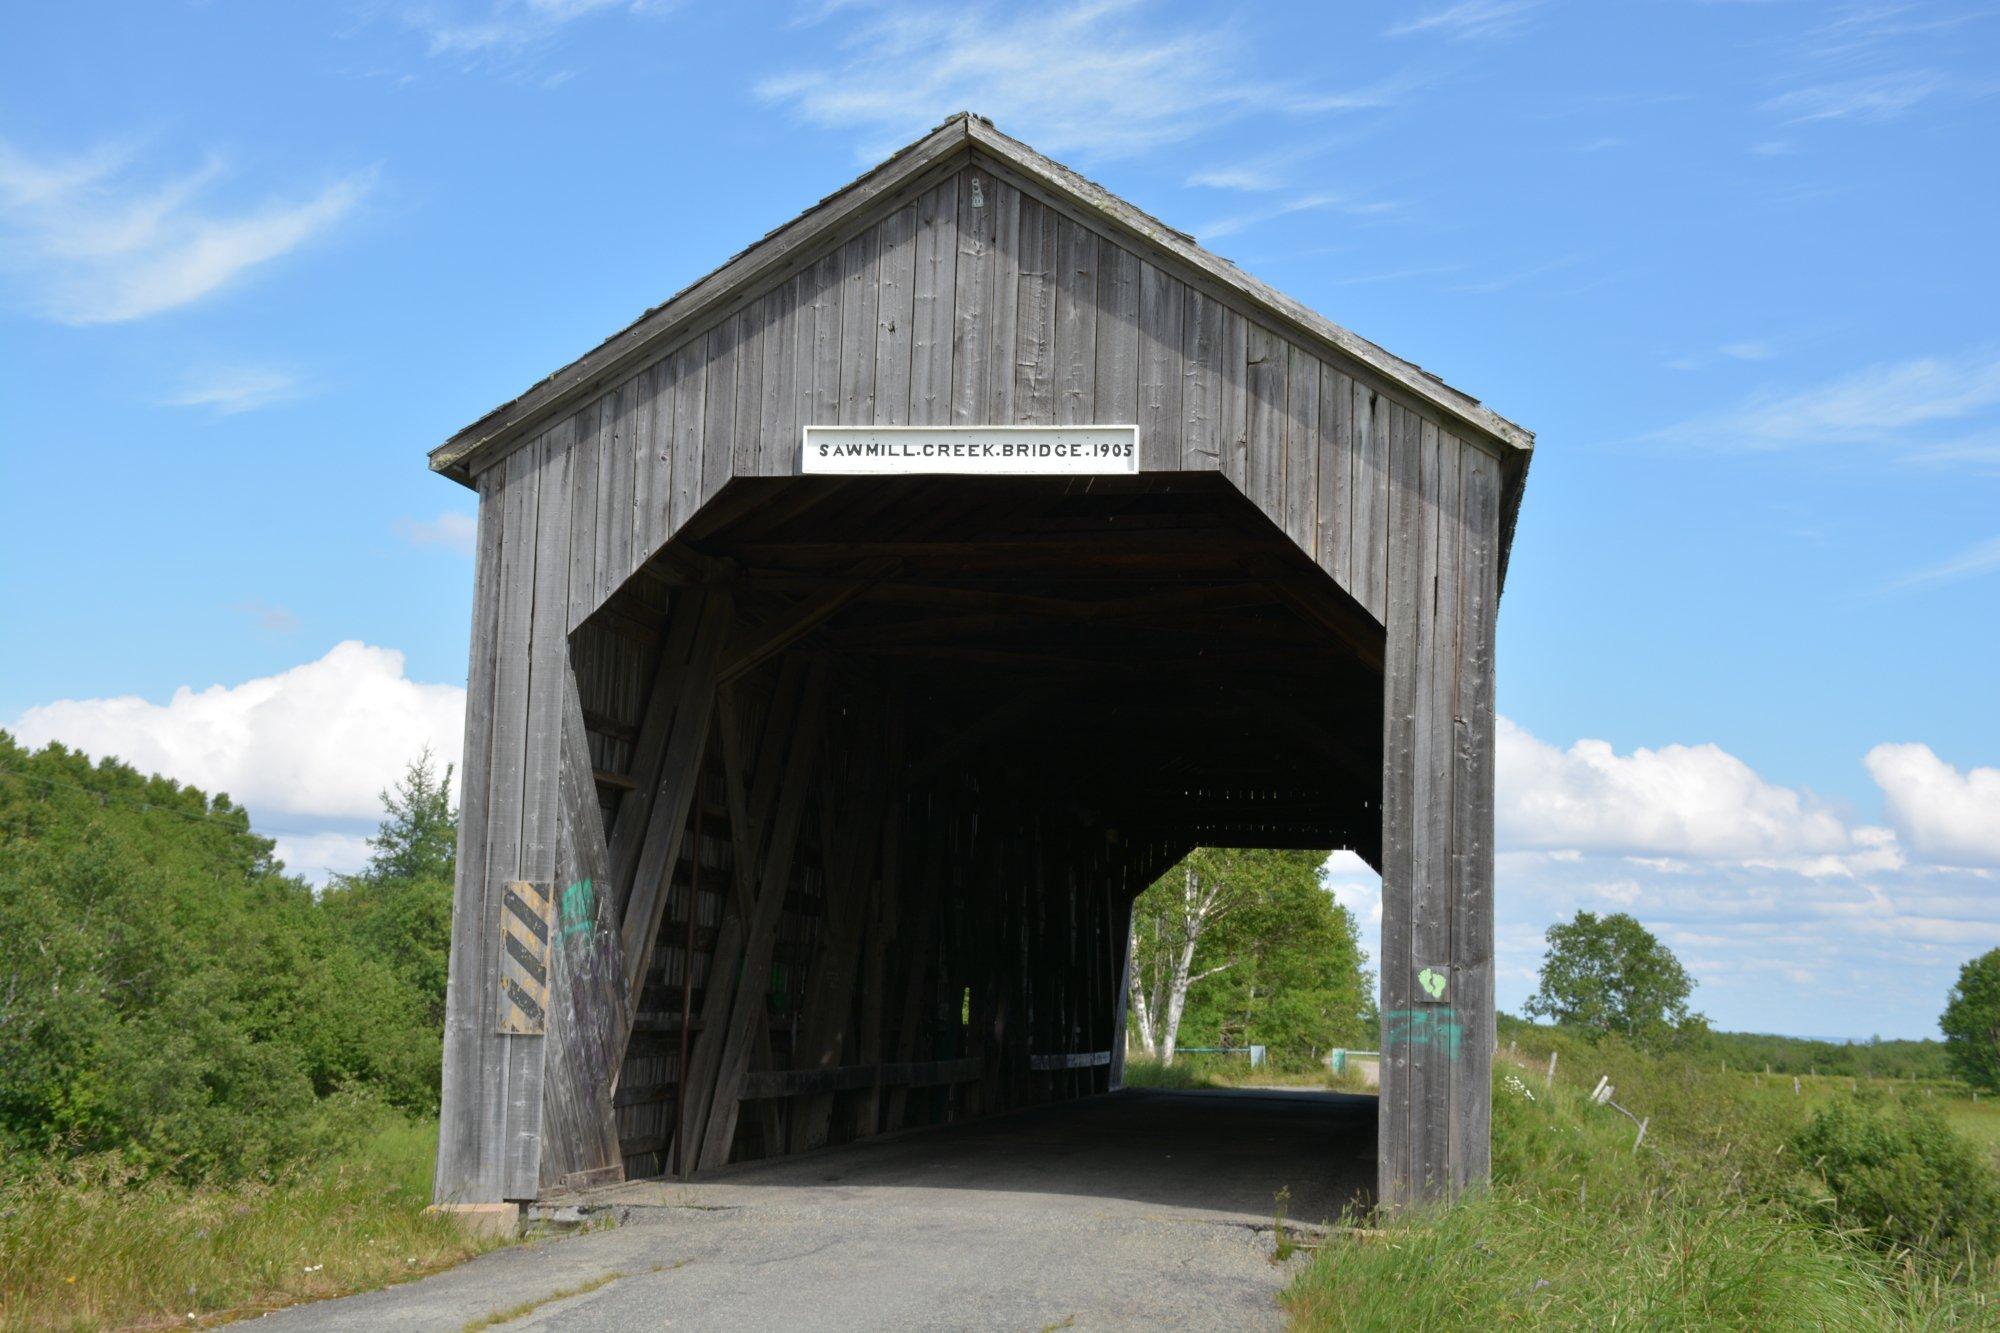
[262, 1087, 1375, 1331]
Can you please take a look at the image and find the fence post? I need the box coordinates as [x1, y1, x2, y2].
[1545, 1050, 1558, 1090]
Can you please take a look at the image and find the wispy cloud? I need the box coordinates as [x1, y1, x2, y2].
[1667, 338, 1781, 371]
[1759, 2, 1995, 128]
[1386, 0, 1546, 41]
[1651, 347, 2000, 455]
[1449, 252, 1584, 294]
[0, 137, 372, 324]
[757, 0, 1419, 163]
[165, 366, 307, 415]
[234, 600, 301, 634]
[1196, 191, 1401, 242]
[1881, 534, 2000, 592]
[397, 511, 479, 555]
[401, 0, 669, 60]
[1762, 69, 1947, 122]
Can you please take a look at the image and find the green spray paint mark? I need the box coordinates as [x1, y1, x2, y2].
[1383, 1008, 1464, 1058]
[1418, 967, 1448, 1001]
[559, 879, 596, 942]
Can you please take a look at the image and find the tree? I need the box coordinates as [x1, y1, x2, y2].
[355, 748, 457, 884]
[1941, 949, 2000, 1092]
[1127, 848, 1373, 1067]
[1523, 910, 1698, 1041]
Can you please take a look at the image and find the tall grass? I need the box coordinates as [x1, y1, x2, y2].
[0, 1118, 507, 1331]
[1286, 1042, 2000, 1329]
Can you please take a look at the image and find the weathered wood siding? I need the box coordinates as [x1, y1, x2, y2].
[434, 154, 1508, 1210]
[457, 159, 1508, 635]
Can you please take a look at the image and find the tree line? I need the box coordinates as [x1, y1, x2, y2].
[0, 733, 456, 1182]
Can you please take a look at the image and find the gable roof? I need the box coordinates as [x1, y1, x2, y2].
[430, 112, 1533, 486]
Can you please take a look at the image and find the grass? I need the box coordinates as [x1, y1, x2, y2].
[1120, 1053, 1372, 1093]
[0, 1117, 510, 1331]
[1284, 1041, 2000, 1330]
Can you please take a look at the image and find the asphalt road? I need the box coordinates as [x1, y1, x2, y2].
[256, 1087, 1375, 1331]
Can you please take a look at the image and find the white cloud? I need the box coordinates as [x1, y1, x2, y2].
[10, 641, 464, 821]
[1386, 0, 1544, 40]
[1497, 716, 1858, 862]
[1867, 743, 2000, 868]
[0, 137, 372, 324]
[1321, 849, 1382, 932]
[272, 829, 378, 884]
[1651, 346, 2000, 457]
[397, 510, 480, 556]
[164, 366, 306, 415]
[756, 0, 1415, 163]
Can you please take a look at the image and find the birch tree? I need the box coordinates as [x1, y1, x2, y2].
[1127, 848, 1374, 1068]
[1129, 851, 1247, 1065]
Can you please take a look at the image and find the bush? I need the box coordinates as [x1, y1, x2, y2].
[1789, 1096, 2000, 1264]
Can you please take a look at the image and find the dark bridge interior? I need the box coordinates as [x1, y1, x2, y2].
[564, 473, 1384, 1182]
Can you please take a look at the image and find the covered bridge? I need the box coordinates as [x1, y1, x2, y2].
[428, 114, 1532, 1217]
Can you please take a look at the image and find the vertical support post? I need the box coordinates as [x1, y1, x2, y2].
[1378, 416, 1497, 1211]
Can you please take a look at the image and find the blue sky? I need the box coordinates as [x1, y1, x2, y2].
[3, 0, 1996, 1039]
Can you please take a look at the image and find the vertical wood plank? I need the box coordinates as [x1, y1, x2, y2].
[1181, 288, 1224, 469]
[669, 343, 707, 539]
[1318, 367, 1352, 593]
[701, 315, 741, 512]
[1093, 242, 1139, 427]
[1452, 438, 1501, 1196]
[909, 180, 957, 426]
[810, 248, 845, 429]
[1221, 307, 1250, 489]
[1053, 215, 1097, 425]
[1378, 402, 1422, 1211]
[1243, 322, 1287, 524]
[732, 295, 769, 478]
[435, 462, 507, 1203]
[760, 276, 800, 475]
[1013, 198, 1057, 424]
[1137, 262, 1183, 471]
[874, 206, 917, 427]
[639, 361, 675, 558]
[949, 168, 996, 424]
[1413, 417, 1458, 1204]
[985, 180, 1021, 425]
[838, 227, 880, 425]
[627, 365, 661, 576]
[1285, 345, 1320, 556]
[1352, 381, 1390, 622]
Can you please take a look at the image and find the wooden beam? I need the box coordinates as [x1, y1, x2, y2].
[616, 590, 733, 1012]
[715, 560, 893, 685]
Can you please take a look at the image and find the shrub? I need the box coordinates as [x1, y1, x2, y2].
[1788, 1096, 2000, 1264]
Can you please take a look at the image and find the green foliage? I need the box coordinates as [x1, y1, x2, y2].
[0, 733, 455, 1182]
[1127, 849, 1374, 1070]
[1523, 910, 1700, 1044]
[1289, 1036, 2000, 1329]
[1789, 1096, 2000, 1263]
[1942, 949, 2000, 1093]
[1699, 1028, 1952, 1082]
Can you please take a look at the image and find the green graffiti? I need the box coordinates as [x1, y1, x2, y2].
[559, 879, 596, 941]
[1418, 967, 1448, 1001]
[1384, 1007, 1463, 1058]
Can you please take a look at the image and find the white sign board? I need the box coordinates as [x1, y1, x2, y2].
[800, 425, 1139, 476]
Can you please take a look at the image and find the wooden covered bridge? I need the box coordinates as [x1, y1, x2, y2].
[428, 114, 1532, 1217]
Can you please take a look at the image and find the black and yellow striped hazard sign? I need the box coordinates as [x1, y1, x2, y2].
[497, 879, 552, 1035]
